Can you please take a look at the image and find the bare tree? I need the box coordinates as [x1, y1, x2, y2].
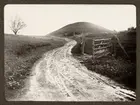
[9, 16, 26, 35]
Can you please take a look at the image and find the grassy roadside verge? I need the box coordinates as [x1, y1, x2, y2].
[71, 29, 136, 91]
[5, 34, 66, 100]
[74, 54, 136, 91]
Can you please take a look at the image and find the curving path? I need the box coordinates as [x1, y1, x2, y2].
[12, 40, 136, 101]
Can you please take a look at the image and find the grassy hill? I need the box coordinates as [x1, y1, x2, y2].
[5, 34, 66, 100]
[48, 22, 115, 55]
[49, 22, 114, 38]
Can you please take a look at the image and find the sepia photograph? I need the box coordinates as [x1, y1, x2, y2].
[4, 4, 136, 101]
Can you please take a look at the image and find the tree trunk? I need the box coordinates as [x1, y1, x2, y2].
[14, 31, 18, 35]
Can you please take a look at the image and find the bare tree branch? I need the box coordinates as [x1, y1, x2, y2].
[9, 16, 26, 35]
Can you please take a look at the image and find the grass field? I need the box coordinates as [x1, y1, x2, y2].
[72, 29, 136, 91]
[75, 55, 136, 91]
[111, 30, 136, 62]
[5, 34, 66, 99]
[4, 21, 136, 99]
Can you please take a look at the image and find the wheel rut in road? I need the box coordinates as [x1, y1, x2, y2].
[12, 40, 136, 101]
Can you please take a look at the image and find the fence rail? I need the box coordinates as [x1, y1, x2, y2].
[92, 38, 112, 59]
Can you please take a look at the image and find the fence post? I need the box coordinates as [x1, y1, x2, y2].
[110, 38, 113, 54]
[81, 33, 85, 55]
[111, 37, 116, 56]
[92, 40, 95, 62]
[113, 39, 117, 57]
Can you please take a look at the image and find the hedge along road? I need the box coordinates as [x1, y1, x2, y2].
[11, 39, 136, 101]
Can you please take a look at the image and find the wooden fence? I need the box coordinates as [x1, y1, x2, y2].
[92, 38, 112, 59]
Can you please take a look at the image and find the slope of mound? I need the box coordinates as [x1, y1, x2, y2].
[49, 22, 114, 38]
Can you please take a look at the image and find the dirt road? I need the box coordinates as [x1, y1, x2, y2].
[13, 40, 136, 101]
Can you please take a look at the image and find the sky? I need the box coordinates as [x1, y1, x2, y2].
[4, 4, 136, 36]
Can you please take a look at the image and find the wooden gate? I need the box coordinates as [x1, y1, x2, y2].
[92, 38, 112, 59]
